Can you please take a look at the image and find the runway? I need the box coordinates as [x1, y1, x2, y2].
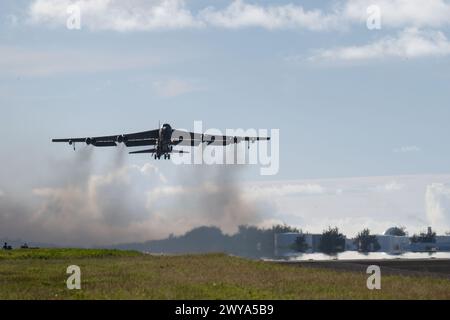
[276, 258, 450, 279]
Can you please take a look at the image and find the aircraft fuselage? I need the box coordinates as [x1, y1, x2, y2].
[155, 123, 173, 159]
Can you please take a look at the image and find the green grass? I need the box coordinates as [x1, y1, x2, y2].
[0, 248, 142, 260]
[0, 249, 449, 299]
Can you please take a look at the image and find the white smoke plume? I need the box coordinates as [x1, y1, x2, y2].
[0, 148, 266, 247]
[426, 183, 450, 232]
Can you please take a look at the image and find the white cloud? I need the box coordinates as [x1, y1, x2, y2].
[309, 28, 450, 62]
[246, 183, 326, 198]
[375, 181, 404, 192]
[244, 175, 450, 236]
[199, 0, 340, 31]
[343, 0, 450, 29]
[28, 0, 340, 31]
[27, 0, 450, 32]
[426, 183, 450, 229]
[29, 0, 200, 31]
[152, 78, 201, 97]
[394, 145, 421, 153]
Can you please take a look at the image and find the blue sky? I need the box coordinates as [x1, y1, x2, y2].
[1, 0, 450, 245]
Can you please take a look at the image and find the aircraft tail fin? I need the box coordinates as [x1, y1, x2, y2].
[129, 148, 188, 155]
[170, 150, 189, 154]
[129, 148, 157, 154]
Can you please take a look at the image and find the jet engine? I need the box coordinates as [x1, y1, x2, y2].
[116, 135, 128, 143]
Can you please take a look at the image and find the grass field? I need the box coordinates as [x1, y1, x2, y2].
[0, 249, 449, 299]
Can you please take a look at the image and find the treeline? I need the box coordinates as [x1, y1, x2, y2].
[112, 224, 300, 258]
[294, 226, 439, 254]
[110, 225, 441, 257]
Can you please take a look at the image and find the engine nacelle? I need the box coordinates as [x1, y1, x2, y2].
[85, 137, 92, 145]
[117, 135, 128, 143]
[68, 140, 73, 145]
[207, 136, 216, 145]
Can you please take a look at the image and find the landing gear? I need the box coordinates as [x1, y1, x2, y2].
[154, 153, 170, 160]
[68, 140, 76, 151]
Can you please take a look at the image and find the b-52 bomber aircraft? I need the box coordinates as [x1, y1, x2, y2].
[52, 123, 270, 160]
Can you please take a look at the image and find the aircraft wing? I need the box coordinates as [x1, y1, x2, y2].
[171, 130, 202, 147]
[202, 134, 270, 146]
[171, 130, 270, 147]
[52, 129, 159, 147]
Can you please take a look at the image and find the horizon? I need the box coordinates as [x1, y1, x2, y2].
[1, 0, 450, 246]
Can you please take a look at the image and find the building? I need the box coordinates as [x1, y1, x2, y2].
[274, 232, 301, 256]
[274, 227, 450, 256]
[345, 238, 357, 251]
[375, 235, 410, 253]
[274, 232, 322, 256]
[409, 235, 450, 252]
[436, 236, 450, 251]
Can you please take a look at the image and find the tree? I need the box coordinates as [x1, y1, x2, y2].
[318, 227, 346, 254]
[291, 234, 309, 252]
[411, 229, 436, 243]
[388, 227, 407, 236]
[354, 229, 381, 252]
[272, 224, 300, 234]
